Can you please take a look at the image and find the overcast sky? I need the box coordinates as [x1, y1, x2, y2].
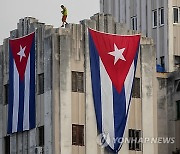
[0, 0, 99, 44]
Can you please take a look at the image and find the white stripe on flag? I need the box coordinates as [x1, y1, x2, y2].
[124, 61, 135, 114]
[12, 60, 19, 133]
[100, 59, 115, 149]
[23, 55, 30, 130]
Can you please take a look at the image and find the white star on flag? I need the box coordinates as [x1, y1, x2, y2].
[108, 43, 126, 65]
[17, 45, 26, 62]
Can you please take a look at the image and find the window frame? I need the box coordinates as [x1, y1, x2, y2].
[4, 135, 10, 154]
[4, 84, 9, 105]
[38, 73, 44, 95]
[72, 124, 84, 146]
[131, 16, 137, 31]
[160, 56, 165, 68]
[38, 126, 44, 147]
[173, 7, 179, 23]
[72, 71, 84, 93]
[132, 78, 141, 98]
[159, 8, 164, 26]
[152, 9, 158, 28]
[176, 100, 180, 120]
[129, 129, 141, 151]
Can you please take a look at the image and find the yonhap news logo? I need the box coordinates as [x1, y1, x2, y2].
[96, 133, 111, 148]
[96, 133, 175, 148]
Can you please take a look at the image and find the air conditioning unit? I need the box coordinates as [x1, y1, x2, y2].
[35, 147, 43, 154]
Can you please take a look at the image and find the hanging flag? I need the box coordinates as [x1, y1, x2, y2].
[89, 28, 140, 153]
[8, 32, 36, 134]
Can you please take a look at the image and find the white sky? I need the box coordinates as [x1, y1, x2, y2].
[0, 0, 99, 44]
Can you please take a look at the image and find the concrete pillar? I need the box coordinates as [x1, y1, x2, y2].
[114, 0, 119, 22]
[156, 0, 160, 68]
[59, 29, 72, 154]
[52, 33, 60, 154]
[44, 27, 54, 154]
[100, 0, 104, 13]
[137, 0, 141, 32]
[147, 0, 152, 37]
[168, 0, 174, 71]
[81, 19, 99, 154]
[120, 0, 126, 24]
[141, 37, 158, 154]
[104, 14, 115, 33]
[126, 0, 131, 30]
[141, 0, 147, 35]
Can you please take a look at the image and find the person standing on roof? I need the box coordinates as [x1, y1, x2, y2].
[61, 5, 68, 27]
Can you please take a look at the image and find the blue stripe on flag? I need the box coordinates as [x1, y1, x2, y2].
[113, 86, 126, 151]
[29, 37, 36, 129]
[89, 33, 102, 133]
[17, 79, 25, 132]
[8, 47, 14, 134]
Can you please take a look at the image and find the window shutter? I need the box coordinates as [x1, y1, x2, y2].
[38, 73, 44, 95]
[72, 124, 77, 145]
[77, 72, 84, 92]
[132, 78, 140, 98]
[72, 72, 77, 92]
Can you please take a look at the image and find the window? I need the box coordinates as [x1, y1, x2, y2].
[160, 56, 165, 68]
[159, 8, 164, 26]
[72, 71, 84, 93]
[132, 78, 140, 98]
[131, 16, 137, 30]
[129, 129, 141, 151]
[72, 124, 84, 146]
[175, 80, 180, 92]
[177, 101, 180, 120]
[4, 136, 10, 154]
[173, 7, 179, 23]
[152, 10, 157, 28]
[38, 126, 44, 146]
[4, 84, 9, 105]
[175, 56, 180, 65]
[38, 73, 44, 95]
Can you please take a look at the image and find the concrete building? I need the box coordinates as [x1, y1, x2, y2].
[100, 0, 180, 72]
[0, 13, 171, 154]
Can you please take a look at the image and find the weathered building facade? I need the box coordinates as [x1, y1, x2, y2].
[0, 13, 173, 154]
[100, 0, 180, 72]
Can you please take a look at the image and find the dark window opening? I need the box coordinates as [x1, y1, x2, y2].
[4, 136, 10, 154]
[159, 8, 164, 25]
[132, 78, 140, 98]
[72, 71, 84, 93]
[38, 73, 44, 95]
[177, 101, 180, 120]
[175, 56, 180, 65]
[131, 16, 137, 30]
[129, 129, 135, 150]
[129, 129, 141, 151]
[160, 56, 165, 68]
[72, 124, 84, 146]
[173, 7, 179, 23]
[176, 80, 180, 92]
[153, 10, 157, 27]
[4, 84, 9, 105]
[38, 126, 44, 146]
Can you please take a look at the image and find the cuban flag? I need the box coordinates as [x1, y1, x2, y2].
[8, 32, 36, 134]
[89, 28, 140, 153]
